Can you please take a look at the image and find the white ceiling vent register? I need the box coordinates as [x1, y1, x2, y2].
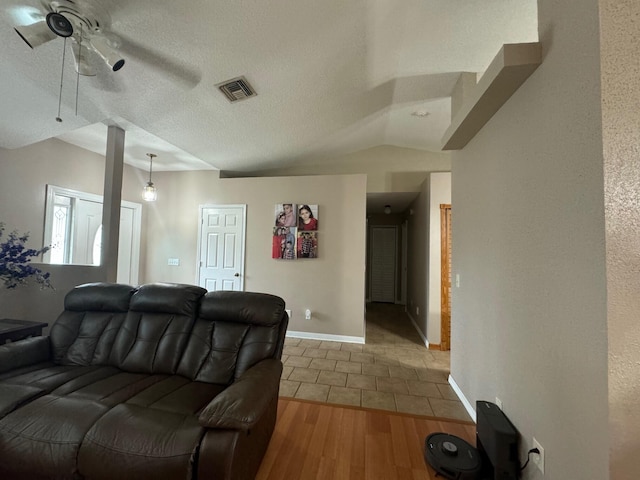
[216, 76, 257, 103]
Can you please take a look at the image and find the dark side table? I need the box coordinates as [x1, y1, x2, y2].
[0, 319, 48, 344]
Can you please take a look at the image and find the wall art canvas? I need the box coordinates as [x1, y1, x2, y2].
[297, 204, 318, 231]
[274, 203, 298, 227]
[272, 226, 296, 259]
[297, 231, 318, 258]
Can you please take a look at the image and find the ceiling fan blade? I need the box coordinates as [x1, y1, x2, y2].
[7, 5, 47, 26]
[14, 19, 56, 48]
[116, 33, 202, 89]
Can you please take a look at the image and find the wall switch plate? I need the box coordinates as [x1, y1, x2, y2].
[455, 274, 460, 287]
[168, 258, 180, 266]
[532, 437, 545, 474]
[416, 306, 420, 315]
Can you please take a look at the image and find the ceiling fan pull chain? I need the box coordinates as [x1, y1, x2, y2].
[75, 24, 83, 116]
[56, 37, 68, 123]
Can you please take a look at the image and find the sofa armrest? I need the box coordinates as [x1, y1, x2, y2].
[0, 336, 51, 374]
[198, 358, 283, 432]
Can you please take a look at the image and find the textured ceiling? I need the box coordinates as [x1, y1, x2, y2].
[0, 0, 538, 172]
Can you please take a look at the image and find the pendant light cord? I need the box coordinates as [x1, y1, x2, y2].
[56, 37, 68, 122]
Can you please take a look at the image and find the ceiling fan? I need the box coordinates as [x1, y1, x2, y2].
[10, 0, 124, 77]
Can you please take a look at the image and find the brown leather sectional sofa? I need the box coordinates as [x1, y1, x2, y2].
[0, 282, 288, 480]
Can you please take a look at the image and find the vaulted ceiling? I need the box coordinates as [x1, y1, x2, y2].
[0, 0, 538, 172]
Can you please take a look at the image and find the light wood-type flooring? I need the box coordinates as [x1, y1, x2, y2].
[256, 398, 475, 480]
[280, 302, 471, 422]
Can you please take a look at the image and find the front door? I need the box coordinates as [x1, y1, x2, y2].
[197, 205, 246, 291]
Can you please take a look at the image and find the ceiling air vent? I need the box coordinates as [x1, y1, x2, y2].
[216, 76, 257, 103]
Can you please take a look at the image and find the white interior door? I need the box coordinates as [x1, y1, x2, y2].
[370, 226, 397, 303]
[197, 205, 246, 291]
[116, 205, 141, 284]
[74, 199, 102, 264]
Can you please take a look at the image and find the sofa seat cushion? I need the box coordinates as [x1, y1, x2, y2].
[0, 364, 112, 392]
[126, 375, 225, 415]
[0, 395, 109, 480]
[64, 371, 172, 407]
[78, 403, 204, 480]
[0, 384, 46, 418]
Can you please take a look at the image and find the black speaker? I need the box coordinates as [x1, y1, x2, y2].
[424, 432, 482, 479]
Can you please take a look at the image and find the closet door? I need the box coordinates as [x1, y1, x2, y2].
[370, 226, 397, 303]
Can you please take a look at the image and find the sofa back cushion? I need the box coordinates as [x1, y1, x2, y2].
[109, 283, 207, 374]
[50, 283, 136, 366]
[177, 291, 287, 384]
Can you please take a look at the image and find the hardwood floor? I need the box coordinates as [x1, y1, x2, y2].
[256, 398, 476, 480]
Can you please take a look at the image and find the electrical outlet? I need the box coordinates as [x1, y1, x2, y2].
[495, 397, 503, 410]
[416, 306, 420, 316]
[285, 309, 292, 319]
[167, 258, 180, 266]
[532, 437, 544, 474]
[305, 309, 311, 320]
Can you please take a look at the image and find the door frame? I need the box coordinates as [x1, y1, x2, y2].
[42, 184, 142, 283]
[196, 204, 247, 291]
[440, 204, 452, 351]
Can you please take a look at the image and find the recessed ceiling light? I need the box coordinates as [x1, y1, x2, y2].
[411, 110, 430, 117]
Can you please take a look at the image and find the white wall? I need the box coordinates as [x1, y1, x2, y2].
[600, 0, 640, 477]
[450, 1, 608, 479]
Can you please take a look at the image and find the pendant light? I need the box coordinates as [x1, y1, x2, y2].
[142, 153, 158, 202]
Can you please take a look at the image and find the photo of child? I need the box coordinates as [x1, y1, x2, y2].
[297, 231, 318, 258]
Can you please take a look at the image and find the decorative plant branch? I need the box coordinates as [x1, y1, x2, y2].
[0, 222, 53, 289]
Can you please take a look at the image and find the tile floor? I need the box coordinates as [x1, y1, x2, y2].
[279, 302, 472, 422]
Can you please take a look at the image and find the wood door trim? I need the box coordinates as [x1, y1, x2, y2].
[440, 204, 452, 351]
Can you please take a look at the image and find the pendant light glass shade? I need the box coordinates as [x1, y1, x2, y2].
[143, 153, 157, 202]
[142, 182, 157, 202]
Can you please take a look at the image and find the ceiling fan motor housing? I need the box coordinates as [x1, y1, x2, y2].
[46, 12, 73, 37]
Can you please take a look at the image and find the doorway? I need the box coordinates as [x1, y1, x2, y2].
[369, 226, 398, 303]
[42, 185, 142, 284]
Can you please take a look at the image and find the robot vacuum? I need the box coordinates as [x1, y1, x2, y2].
[424, 432, 482, 480]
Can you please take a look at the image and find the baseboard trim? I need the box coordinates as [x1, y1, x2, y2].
[448, 374, 476, 422]
[406, 311, 429, 348]
[286, 330, 365, 344]
[428, 344, 442, 351]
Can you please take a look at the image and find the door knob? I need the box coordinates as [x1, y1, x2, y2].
[234, 273, 240, 277]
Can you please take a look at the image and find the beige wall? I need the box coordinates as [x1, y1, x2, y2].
[144, 170, 367, 339]
[0, 139, 146, 328]
[406, 173, 451, 345]
[0, 140, 367, 341]
[247, 145, 450, 193]
[407, 178, 429, 336]
[450, 1, 608, 479]
[600, 0, 640, 477]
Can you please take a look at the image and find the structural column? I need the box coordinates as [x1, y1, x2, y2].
[102, 125, 125, 282]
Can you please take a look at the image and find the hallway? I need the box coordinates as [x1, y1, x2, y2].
[279, 302, 470, 422]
